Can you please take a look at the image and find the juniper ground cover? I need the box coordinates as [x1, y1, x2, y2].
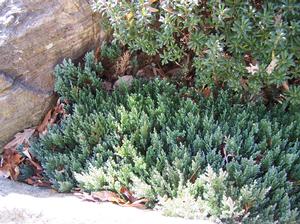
[28, 52, 300, 223]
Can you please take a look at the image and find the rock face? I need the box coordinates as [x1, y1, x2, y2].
[0, 0, 103, 149]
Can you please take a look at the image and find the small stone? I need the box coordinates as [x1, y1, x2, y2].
[113, 75, 134, 89]
[102, 81, 113, 91]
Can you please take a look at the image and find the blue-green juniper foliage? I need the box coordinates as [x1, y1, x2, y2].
[29, 52, 300, 223]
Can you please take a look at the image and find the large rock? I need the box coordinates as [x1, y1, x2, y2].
[0, 0, 104, 149]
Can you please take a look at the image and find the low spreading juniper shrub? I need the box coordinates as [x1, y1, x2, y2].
[92, 0, 300, 102]
[29, 52, 300, 223]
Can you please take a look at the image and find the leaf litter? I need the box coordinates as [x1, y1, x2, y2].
[74, 187, 149, 209]
[0, 99, 67, 186]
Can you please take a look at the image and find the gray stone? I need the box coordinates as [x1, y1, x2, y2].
[113, 75, 134, 89]
[0, 0, 105, 149]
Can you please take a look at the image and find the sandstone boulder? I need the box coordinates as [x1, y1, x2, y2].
[0, 0, 104, 150]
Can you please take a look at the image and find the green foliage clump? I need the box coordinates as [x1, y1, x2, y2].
[100, 41, 122, 60]
[92, 0, 300, 95]
[30, 53, 300, 223]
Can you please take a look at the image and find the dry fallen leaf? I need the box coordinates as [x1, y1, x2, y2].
[281, 81, 289, 91]
[28, 158, 43, 171]
[189, 166, 201, 184]
[94, 46, 101, 63]
[0, 169, 10, 178]
[37, 99, 66, 136]
[148, 0, 158, 3]
[0, 98, 67, 183]
[164, 7, 174, 14]
[146, 6, 159, 13]
[91, 191, 126, 204]
[3, 128, 35, 151]
[37, 110, 52, 134]
[24, 177, 52, 187]
[21, 146, 32, 160]
[1, 118, 46, 181]
[74, 192, 99, 202]
[120, 186, 137, 202]
[75, 188, 149, 209]
[123, 198, 148, 209]
[202, 87, 211, 98]
[0, 150, 23, 180]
